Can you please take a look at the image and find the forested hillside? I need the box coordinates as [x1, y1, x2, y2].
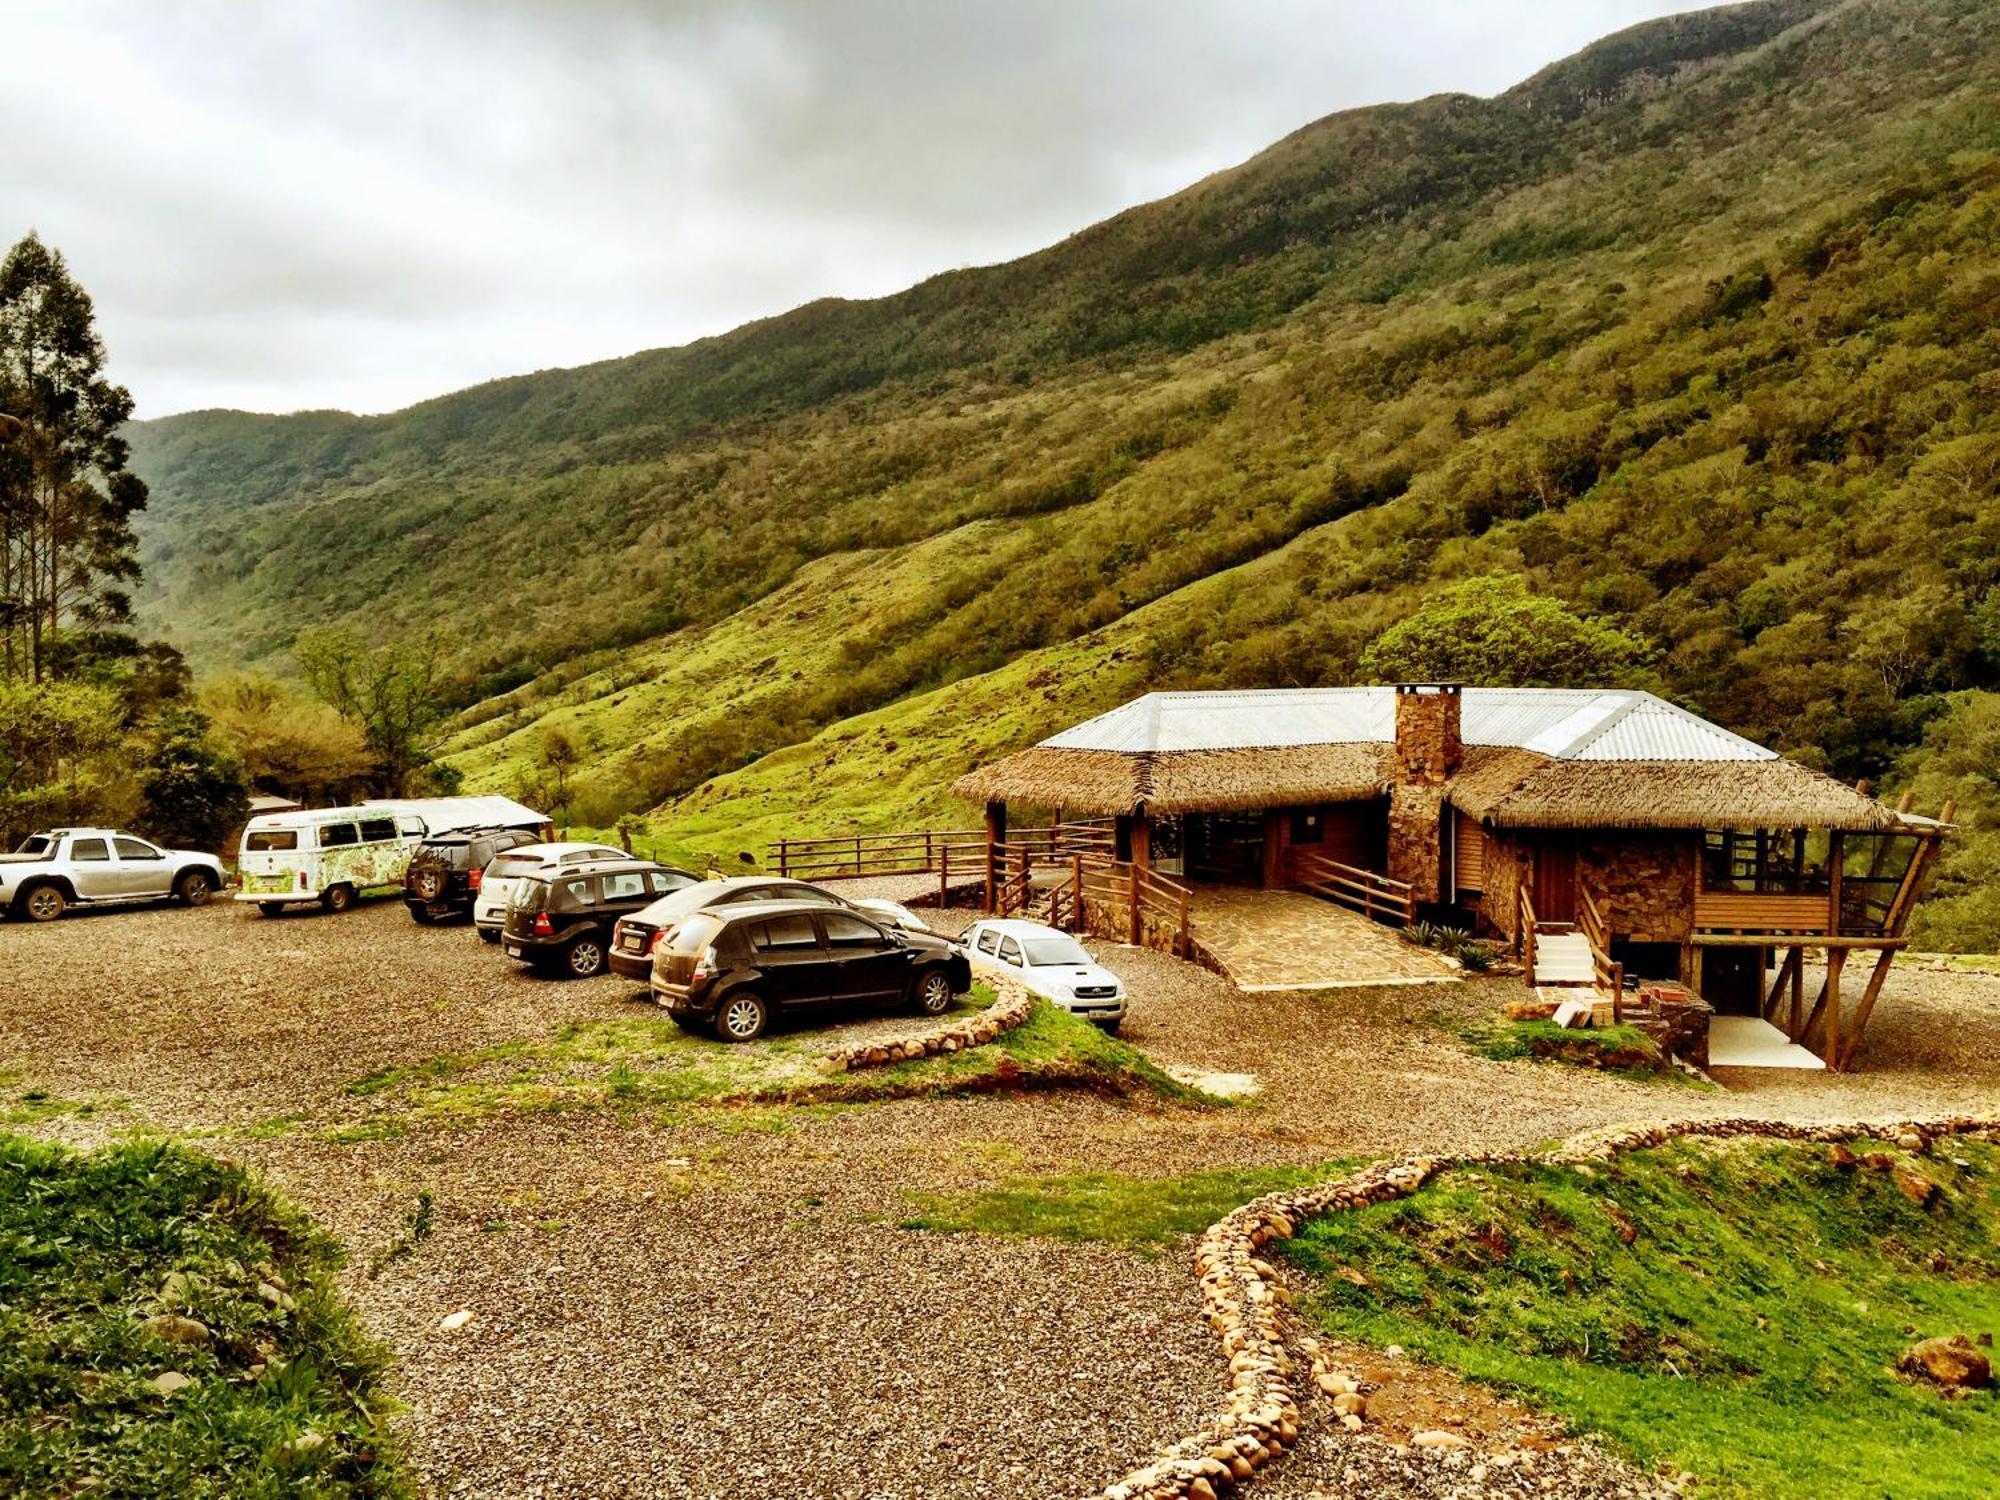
[128, 0, 2000, 945]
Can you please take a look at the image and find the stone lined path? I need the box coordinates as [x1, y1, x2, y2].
[1189, 886, 1460, 991]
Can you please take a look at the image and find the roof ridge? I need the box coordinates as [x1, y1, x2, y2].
[1546, 691, 1649, 760]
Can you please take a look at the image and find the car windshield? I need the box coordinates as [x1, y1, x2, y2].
[245, 829, 299, 852]
[13, 835, 53, 856]
[486, 855, 543, 879]
[666, 913, 724, 953]
[1023, 938, 1091, 967]
[643, 882, 740, 923]
[509, 877, 551, 911]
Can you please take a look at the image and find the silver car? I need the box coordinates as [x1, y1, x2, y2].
[0, 828, 228, 922]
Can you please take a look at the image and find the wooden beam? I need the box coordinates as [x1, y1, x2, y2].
[1822, 947, 1846, 1067]
[1798, 970, 1832, 1047]
[1790, 944, 1804, 1038]
[1762, 946, 1800, 1021]
[1836, 947, 1899, 1072]
[1691, 934, 1906, 949]
[1827, 830, 1844, 937]
[983, 800, 1007, 913]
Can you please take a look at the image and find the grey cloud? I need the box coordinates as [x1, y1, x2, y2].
[1, 0, 1721, 416]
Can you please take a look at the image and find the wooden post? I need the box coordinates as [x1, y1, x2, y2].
[984, 801, 1007, 914]
[938, 844, 949, 912]
[1128, 864, 1143, 947]
[1789, 944, 1804, 1038]
[777, 839, 789, 877]
[1827, 830, 1845, 936]
[1131, 816, 1152, 872]
[1178, 885, 1190, 958]
[1836, 948, 1899, 1071]
[1822, 946, 1846, 1067]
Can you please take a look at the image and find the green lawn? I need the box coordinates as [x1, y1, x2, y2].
[1284, 1137, 2000, 1500]
[0, 1133, 405, 1498]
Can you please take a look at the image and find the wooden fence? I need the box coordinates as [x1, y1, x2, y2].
[1286, 848, 1416, 926]
[1577, 884, 1625, 1019]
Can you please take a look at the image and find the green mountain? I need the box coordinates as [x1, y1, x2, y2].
[127, 0, 2000, 945]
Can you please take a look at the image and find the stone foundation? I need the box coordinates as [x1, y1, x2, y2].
[1095, 1112, 1999, 1499]
[818, 977, 1035, 1072]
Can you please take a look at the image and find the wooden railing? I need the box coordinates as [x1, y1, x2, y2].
[771, 829, 986, 881]
[1072, 857, 1193, 957]
[1286, 848, 1416, 926]
[1519, 885, 1539, 989]
[1577, 885, 1624, 1020]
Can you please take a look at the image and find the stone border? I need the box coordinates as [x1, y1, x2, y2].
[1097, 1112, 2000, 1500]
[818, 975, 1037, 1072]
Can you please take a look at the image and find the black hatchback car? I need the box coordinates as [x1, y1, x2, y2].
[650, 899, 971, 1041]
[502, 860, 696, 978]
[403, 826, 545, 924]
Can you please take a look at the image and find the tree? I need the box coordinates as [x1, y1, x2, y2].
[136, 707, 247, 850]
[538, 728, 581, 828]
[200, 674, 376, 804]
[294, 626, 451, 795]
[0, 233, 148, 684]
[1361, 575, 1657, 689]
[0, 676, 128, 839]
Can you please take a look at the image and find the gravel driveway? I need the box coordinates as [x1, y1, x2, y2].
[5, 897, 1998, 1497]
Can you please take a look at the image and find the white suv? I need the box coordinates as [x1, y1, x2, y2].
[958, 918, 1128, 1031]
[472, 841, 626, 942]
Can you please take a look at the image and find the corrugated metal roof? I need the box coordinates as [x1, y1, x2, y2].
[1040, 687, 1775, 764]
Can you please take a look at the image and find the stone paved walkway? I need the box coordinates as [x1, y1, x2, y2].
[1189, 885, 1461, 991]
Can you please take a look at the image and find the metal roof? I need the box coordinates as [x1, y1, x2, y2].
[1040, 688, 1776, 764]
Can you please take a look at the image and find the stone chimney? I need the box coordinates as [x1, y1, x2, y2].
[1394, 682, 1463, 785]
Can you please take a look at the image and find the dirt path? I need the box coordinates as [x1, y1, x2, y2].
[5, 899, 1997, 1496]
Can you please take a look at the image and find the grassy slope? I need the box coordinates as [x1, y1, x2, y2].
[127, 2, 2000, 940]
[1286, 1138, 2000, 1500]
[0, 1134, 404, 1498]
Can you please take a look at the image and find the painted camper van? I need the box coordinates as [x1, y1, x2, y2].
[236, 796, 549, 915]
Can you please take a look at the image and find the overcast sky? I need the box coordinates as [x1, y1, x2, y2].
[4, 1, 1722, 418]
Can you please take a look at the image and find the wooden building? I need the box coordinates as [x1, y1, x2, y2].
[954, 684, 1948, 1067]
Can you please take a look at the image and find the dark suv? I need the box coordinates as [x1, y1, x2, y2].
[403, 826, 544, 924]
[502, 860, 696, 978]
[650, 899, 971, 1041]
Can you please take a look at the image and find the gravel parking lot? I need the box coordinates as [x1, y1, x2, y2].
[5, 895, 1998, 1497]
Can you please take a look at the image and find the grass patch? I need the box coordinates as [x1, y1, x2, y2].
[1284, 1137, 2000, 1500]
[903, 1159, 1350, 1250]
[0, 1132, 405, 1497]
[307, 992, 1200, 1136]
[0, 1071, 125, 1126]
[1462, 1018, 1710, 1087]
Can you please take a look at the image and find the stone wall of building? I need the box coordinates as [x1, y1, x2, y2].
[1386, 785, 1449, 903]
[1579, 834, 1699, 943]
[1393, 685, 1463, 783]
[1475, 830, 1528, 939]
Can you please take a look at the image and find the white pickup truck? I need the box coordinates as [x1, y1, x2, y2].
[0, 828, 228, 922]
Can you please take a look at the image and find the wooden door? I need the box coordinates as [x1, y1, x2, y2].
[1532, 837, 1578, 925]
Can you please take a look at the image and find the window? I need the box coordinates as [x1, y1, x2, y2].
[246, 829, 299, 852]
[319, 823, 359, 848]
[1024, 937, 1089, 967]
[600, 871, 648, 901]
[1288, 808, 1324, 845]
[71, 838, 110, 862]
[776, 885, 827, 904]
[564, 878, 598, 906]
[821, 913, 883, 947]
[975, 929, 1002, 955]
[399, 817, 425, 838]
[15, 835, 53, 856]
[650, 870, 693, 895]
[666, 913, 724, 954]
[487, 855, 538, 880]
[509, 878, 550, 911]
[359, 817, 399, 843]
[115, 838, 164, 861]
[750, 914, 820, 952]
[997, 937, 1024, 967]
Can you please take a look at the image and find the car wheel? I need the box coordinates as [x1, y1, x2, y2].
[322, 884, 356, 914]
[412, 868, 446, 901]
[911, 968, 954, 1016]
[565, 935, 606, 978]
[175, 870, 215, 907]
[714, 990, 769, 1043]
[477, 927, 501, 944]
[19, 884, 65, 923]
[257, 902, 286, 918]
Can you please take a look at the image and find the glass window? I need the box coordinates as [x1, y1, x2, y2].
[600, 871, 648, 901]
[975, 929, 1002, 955]
[666, 913, 724, 953]
[564, 878, 598, 906]
[71, 838, 110, 862]
[997, 937, 1024, 966]
[750, 914, 820, 952]
[1024, 937, 1090, 967]
[399, 817, 425, 837]
[778, 885, 831, 904]
[821, 912, 883, 947]
[246, 829, 298, 852]
[359, 817, 399, 843]
[115, 838, 164, 860]
[319, 823, 359, 848]
[509, 878, 550, 911]
[14, 836, 53, 856]
[650, 870, 694, 895]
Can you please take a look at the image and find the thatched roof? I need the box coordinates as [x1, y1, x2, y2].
[951, 744, 1390, 817]
[1447, 754, 1907, 832]
[956, 687, 1916, 832]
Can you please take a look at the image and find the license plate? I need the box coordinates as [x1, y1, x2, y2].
[622, 936, 643, 953]
[505, 943, 522, 957]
